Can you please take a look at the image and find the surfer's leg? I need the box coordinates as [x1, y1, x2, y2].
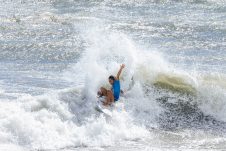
[102, 90, 114, 106]
[98, 87, 114, 106]
[97, 87, 107, 97]
[99, 87, 107, 96]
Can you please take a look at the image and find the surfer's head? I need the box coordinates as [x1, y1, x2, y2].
[108, 75, 115, 85]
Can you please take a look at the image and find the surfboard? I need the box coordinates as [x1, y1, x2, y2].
[95, 97, 112, 117]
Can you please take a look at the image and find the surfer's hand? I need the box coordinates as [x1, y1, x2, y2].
[121, 64, 125, 69]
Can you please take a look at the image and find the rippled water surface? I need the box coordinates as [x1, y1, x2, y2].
[0, 0, 226, 151]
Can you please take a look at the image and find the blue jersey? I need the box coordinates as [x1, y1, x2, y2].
[112, 80, 120, 101]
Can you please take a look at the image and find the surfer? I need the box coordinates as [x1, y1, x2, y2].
[97, 64, 125, 106]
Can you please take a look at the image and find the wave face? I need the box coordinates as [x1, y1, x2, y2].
[0, 0, 226, 150]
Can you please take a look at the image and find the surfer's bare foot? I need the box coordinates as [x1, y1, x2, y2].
[103, 101, 109, 106]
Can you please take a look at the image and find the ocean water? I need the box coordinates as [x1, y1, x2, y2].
[0, 0, 226, 150]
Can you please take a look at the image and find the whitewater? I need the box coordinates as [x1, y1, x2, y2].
[0, 0, 226, 150]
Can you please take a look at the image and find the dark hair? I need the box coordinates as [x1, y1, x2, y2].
[108, 75, 115, 81]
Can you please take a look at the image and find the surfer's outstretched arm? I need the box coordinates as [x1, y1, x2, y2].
[116, 64, 125, 80]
